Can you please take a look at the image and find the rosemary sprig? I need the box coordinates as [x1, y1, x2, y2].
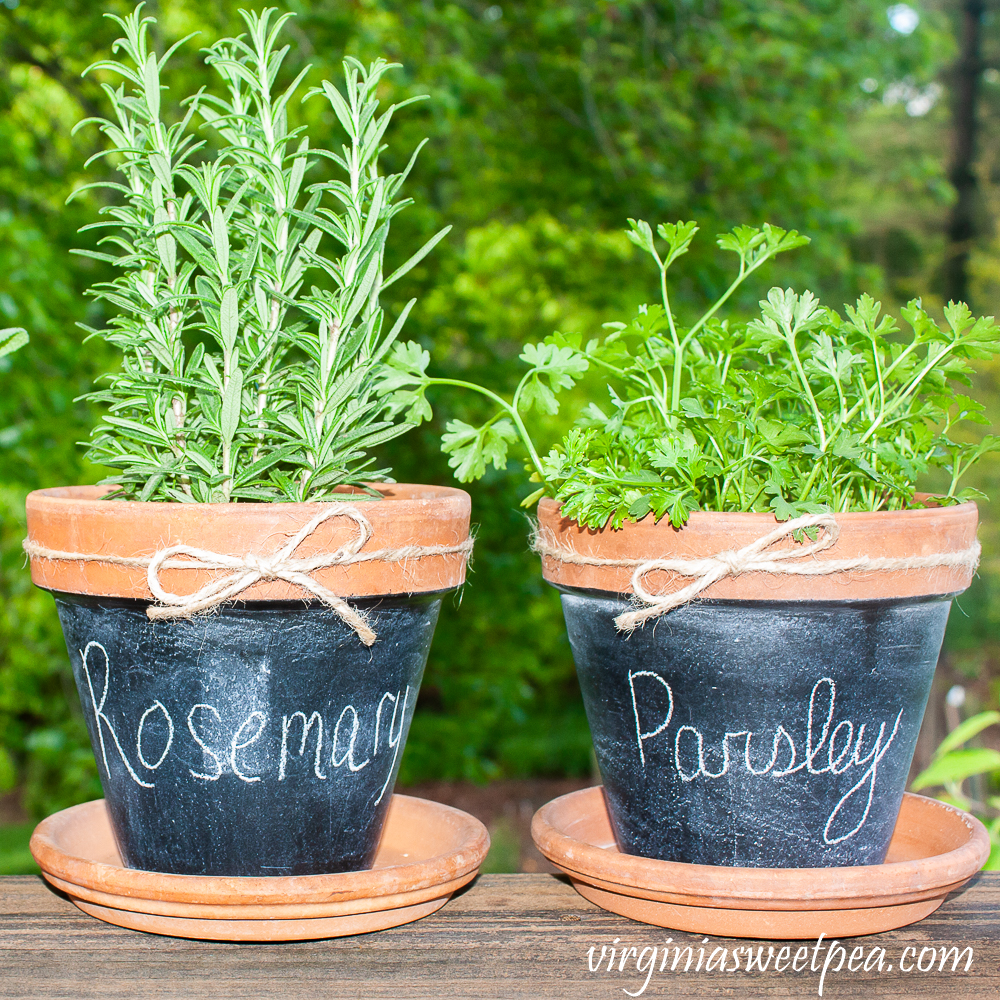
[74, 5, 447, 502]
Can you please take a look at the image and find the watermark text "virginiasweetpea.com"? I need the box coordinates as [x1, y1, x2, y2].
[586, 933, 974, 996]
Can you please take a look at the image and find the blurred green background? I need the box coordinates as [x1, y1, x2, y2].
[1, 0, 1000, 871]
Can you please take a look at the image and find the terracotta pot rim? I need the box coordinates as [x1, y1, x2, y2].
[537, 495, 978, 527]
[535, 497, 980, 602]
[31, 482, 468, 508]
[25, 483, 472, 602]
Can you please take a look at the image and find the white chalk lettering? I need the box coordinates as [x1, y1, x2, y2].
[630, 674, 904, 844]
[828, 720, 854, 774]
[374, 686, 410, 806]
[187, 704, 223, 781]
[744, 729, 780, 775]
[80, 642, 154, 788]
[822, 710, 902, 844]
[629, 670, 673, 769]
[279, 711, 327, 780]
[674, 726, 703, 782]
[374, 692, 396, 756]
[229, 711, 267, 783]
[76, 640, 413, 790]
[769, 726, 800, 777]
[806, 678, 835, 774]
[331, 705, 371, 773]
[136, 701, 174, 770]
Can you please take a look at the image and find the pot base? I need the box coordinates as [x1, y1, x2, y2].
[31, 795, 489, 941]
[531, 787, 990, 939]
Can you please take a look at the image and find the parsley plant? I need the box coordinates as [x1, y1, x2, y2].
[387, 220, 1000, 528]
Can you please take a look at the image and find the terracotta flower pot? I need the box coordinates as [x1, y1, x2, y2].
[25, 484, 471, 877]
[535, 498, 979, 868]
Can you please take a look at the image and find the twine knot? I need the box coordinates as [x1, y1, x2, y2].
[143, 506, 377, 642]
[715, 549, 747, 576]
[241, 553, 276, 576]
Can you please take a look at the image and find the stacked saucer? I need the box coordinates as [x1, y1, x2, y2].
[532, 787, 989, 938]
[31, 794, 489, 941]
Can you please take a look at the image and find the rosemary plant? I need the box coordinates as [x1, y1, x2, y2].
[387, 221, 1000, 528]
[75, 5, 447, 502]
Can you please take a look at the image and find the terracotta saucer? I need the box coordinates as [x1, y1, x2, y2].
[31, 794, 489, 941]
[531, 787, 990, 939]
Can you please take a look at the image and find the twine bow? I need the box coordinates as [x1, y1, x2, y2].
[617, 512, 842, 632]
[24, 505, 475, 647]
[144, 507, 377, 643]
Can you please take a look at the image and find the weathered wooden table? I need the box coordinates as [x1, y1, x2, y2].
[0, 873, 997, 999]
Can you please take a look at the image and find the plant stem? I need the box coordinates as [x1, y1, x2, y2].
[860, 341, 961, 445]
[785, 321, 827, 452]
[425, 377, 546, 479]
[668, 249, 777, 412]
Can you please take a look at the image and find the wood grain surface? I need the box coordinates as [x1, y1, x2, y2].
[0, 873, 996, 999]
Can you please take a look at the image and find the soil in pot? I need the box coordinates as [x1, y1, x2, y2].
[26, 485, 471, 877]
[536, 498, 980, 869]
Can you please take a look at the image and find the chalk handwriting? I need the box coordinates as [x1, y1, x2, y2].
[280, 711, 326, 781]
[78, 641, 410, 793]
[229, 711, 266, 783]
[331, 705, 371, 773]
[629, 670, 673, 769]
[375, 686, 410, 806]
[81, 641, 154, 789]
[629, 672, 903, 844]
[187, 704, 223, 781]
[136, 700, 173, 771]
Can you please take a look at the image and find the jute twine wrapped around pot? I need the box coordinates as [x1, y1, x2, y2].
[24, 505, 474, 647]
[532, 511, 982, 633]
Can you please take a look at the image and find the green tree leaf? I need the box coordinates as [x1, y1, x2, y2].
[913, 748, 1000, 791]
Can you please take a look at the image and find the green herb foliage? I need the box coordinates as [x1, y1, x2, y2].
[76, 5, 445, 502]
[388, 221, 1000, 528]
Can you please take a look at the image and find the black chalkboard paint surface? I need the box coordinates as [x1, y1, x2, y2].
[54, 592, 443, 877]
[559, 589, 950, 868]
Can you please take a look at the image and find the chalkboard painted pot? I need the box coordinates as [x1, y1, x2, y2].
[24, 484, 471, 877]
[536, 498, 980, 869]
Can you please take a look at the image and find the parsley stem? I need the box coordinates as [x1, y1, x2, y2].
[859, 339, 960, 445]
[798, 459, 823, 500]
[669, 250, 772, 412]
[424, 377, 546, 480]
[659, 261, 683, 410]
[785, 321, 827, 452]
